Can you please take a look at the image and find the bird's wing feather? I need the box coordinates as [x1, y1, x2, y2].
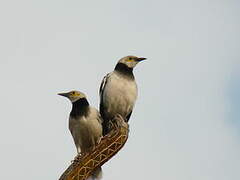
[126, 111, 132, 122]
[99, 73, 111, 135]
[99, 73, 110, 97]
[99, 73, 111, 110]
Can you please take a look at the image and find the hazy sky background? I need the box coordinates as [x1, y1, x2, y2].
[0, 0, 239, 180]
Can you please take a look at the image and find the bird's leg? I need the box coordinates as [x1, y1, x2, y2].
[108, 119, 114, 130]
[112, 114, 125, 128]
[89, 146, 95, 152]
[96, 136, 103, 145]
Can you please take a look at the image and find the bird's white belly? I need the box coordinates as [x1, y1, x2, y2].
[103, 75, 137, 118]
[70, 118, 90, 146]
[69, 114, 102, 153]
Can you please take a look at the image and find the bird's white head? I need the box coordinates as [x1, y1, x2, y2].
[58, 90, 87, 103]
[118, 55, 147, 68]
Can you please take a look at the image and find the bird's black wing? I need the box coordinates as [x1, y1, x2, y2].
[99, 73, 111, 135]
[126, 111, 132, 122]
[99, 73, 109, 97]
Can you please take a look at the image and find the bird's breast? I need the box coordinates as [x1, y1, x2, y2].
[69, 113, 102, 152]
[103, 74, 137, 117]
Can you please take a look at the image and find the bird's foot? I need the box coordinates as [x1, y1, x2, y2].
[97, 137, 103, 145]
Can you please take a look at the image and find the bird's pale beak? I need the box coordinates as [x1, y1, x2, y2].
[136, 57, 147, 62]
[58, 92, 69, 98]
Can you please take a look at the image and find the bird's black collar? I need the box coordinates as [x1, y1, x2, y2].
[70, 98, 89, 118]
[114, 63, 134, 79]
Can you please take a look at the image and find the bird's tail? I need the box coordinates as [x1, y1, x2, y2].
[87, 167, 102, 180]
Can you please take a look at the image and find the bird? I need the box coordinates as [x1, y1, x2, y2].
[99, 55, 146, 135]
[58, 90, 103, 180]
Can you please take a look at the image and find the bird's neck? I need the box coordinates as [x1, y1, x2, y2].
[70, 98, 89, 118]
[114, 63, 134, 79]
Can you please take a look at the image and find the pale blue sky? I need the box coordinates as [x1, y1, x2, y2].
[228, 67, 240, 130]
[0, 0, 239, 180]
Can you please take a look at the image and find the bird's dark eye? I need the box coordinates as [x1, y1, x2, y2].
[129, 57, 132, 60]
[72, 92, 75, 95]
